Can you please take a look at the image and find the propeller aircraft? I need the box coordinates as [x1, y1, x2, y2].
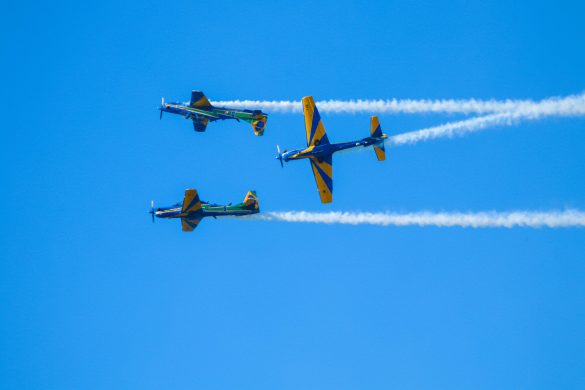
[159, 90, 268, 136]
[149, 189, 260, 232]
[276, 96, 388, 204]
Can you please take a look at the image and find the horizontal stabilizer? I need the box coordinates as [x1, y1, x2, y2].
[370, 116, 386, 161]
[373, 145, 386, 161]
[370, 116, 383, 137]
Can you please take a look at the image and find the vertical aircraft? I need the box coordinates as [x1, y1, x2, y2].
[159, 90, 268, 136]
[275, 96, 388, 203]
[149, 189, 260, 232]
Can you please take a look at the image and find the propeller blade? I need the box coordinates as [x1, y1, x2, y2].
[150, 200, 155, 223]
[276, 145, 285, 167]
[275, 145, 284, 167]
[159, 97, 165, 120]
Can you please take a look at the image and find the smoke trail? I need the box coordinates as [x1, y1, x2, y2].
[255, 210, 585, 228]
[212, 93, 585, 115]
[390, 112, 514, 145]
[390, 95, 585, 145]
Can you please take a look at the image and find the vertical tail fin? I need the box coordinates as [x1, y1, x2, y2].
[190, 91, 212, 107]
[243, 190, 259, 210]
[370, 116, 386, 161]
[182, 189, 202, 214]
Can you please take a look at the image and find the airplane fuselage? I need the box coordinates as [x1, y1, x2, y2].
[154, 203, 258, 220]
[281, 135, 388, 162]
[160, 102, 264, 122]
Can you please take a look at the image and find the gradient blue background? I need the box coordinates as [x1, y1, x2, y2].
[2, 1, 585, 389]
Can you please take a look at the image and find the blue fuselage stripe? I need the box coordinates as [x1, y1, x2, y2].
[283, 136, 385, 161]
[155, 208, 257, 219]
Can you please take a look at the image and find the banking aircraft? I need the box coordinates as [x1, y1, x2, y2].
[159, 90, 268, 136]
[150, 189, 259, 232]
[276, 96, 387, 203]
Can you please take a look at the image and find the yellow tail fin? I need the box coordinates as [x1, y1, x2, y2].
[182, 189, 202, 214]
[243, 191, 259, 209]
[251, 118, 267, 136]
[190, 91, 212, 107]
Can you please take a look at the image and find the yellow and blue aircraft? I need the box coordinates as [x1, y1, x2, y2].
[275, 96, 388, 204]
[159, 90, 268, 136]
[149, 189, 259, 232]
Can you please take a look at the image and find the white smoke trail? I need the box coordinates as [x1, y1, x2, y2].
[390, 94, 585, 145]
[255, 210, 585, 228]
[213, 93, 585, 146]
[390, 112, 514, 145]
[212, 93, 585, 115]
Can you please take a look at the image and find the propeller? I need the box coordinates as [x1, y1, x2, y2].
[275, 145, 284, 168]
[149, 200, 155, 223]
[159, 97, 165, 120]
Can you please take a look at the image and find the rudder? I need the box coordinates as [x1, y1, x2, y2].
[243, 191, 259, 210]
[182, 189, 202, 214]
[190, 91, 212, 107]
[251, 117, 267, 136]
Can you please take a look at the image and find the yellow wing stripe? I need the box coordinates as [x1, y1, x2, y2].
[309, 158, 333, 204]
[311, 157, 332, 179]
[302, 96, 329, 147]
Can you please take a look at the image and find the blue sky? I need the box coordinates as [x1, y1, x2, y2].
[2, 0, 585, 389]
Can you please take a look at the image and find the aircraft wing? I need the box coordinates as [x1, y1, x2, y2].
[309, 156, 333, 203]
[302, 96, 330, 147]
[181, 216, 202, 232]
[192, 117, 209, 132]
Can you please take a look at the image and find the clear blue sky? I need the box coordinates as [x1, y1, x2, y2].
[2, 0, 585, 389]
